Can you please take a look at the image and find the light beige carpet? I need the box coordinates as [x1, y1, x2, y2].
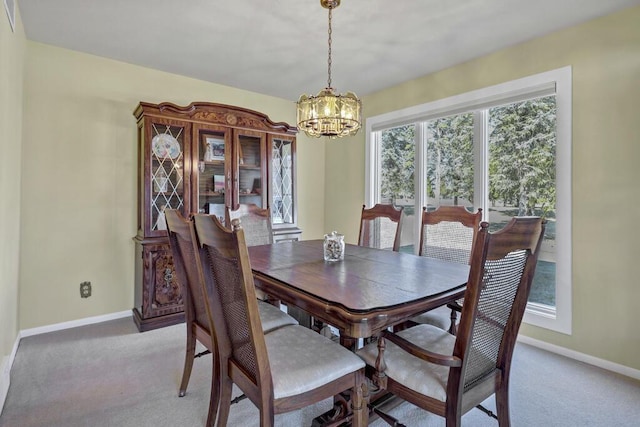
[1, 317, 638, 426]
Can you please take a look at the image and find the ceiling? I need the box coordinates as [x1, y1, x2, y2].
[18, 0, 640, 101]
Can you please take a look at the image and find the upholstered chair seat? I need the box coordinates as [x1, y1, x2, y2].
[257, 301, 298, 333]
[266, 325, 365, 399]
[408, 306, 455, 332]
[358, 324, 454, 401]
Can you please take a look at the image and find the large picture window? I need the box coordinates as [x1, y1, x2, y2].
[365, 67, 572, 334]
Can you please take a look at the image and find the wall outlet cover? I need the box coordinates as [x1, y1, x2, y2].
[80, 282, 92, 298]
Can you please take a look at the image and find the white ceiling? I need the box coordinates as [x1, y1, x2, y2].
[18, 0, 640, 101]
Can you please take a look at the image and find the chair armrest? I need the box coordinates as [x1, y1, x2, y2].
[380, 330, 462, 367]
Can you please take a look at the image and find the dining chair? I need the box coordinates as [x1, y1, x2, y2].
[205, 203, 226, 225]
[192, 214, 368, 427]
[358, 217, 546, 427]
[164, 209, 298, 426]
[403, 206, 482, 334]
[355, 203, 405, 340]
[226, 203, 272, 303]
[226, 203, 310, 327]
[225, 203, 273, 247]
[358, 204, 404, 252]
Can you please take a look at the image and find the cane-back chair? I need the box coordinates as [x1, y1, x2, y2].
[192, 214, 368, 427]
[164, 210, 297, 426]
[405, 206, 482, 334]
[226, 203, 310, 325]
[358, 204, 404, 252]
[226, 204, 273, 247]
[358, 217, 546, 427]
[226, 204, 273, 301]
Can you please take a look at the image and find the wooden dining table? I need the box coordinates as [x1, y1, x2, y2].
[248, 239, 470, 349]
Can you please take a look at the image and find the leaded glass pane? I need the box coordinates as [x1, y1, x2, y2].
[150, 124, 184, 231]
[272, 138, 293, 224]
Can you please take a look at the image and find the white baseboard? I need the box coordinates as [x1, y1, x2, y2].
[517, 334, 640, 381]
[19, 310, 131, 338]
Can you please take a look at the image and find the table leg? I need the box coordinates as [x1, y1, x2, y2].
[339, 335, 357, 351]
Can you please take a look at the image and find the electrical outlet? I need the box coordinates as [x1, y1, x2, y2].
[80, 281, 92, 298]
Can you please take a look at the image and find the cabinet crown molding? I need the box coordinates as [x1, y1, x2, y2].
[134, 101, 298, 135]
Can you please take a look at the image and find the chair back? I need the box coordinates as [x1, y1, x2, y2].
[453, 217, 545, 399]
[419, 206, 482, 264]
[358, 204, 404, 251]
[165, 209, 209, 331]
[205, 203, 226, 226]
[192, 214, 271, 400]
[226, 203, 273, 246]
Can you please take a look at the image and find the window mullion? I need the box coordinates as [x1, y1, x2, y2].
[365, 131, 380, 206]
[415, 122, 428, 254]
[474, 110, 488, 220]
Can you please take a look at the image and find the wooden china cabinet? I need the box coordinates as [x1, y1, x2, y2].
[132, 102, 300, 332]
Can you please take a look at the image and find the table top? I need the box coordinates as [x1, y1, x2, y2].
[248, 240, 469, 339]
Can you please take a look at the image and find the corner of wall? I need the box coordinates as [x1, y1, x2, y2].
[0, 356, 9, 414]
[0, 335, 21, 416]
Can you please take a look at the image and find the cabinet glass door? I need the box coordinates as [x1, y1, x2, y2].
[236, 130, 266, 209]
[197, 129, 229, 222]
[271, 136, 295, 225]
[150, 122, 186, 234]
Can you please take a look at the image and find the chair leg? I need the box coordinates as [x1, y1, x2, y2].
[259, 405, 275, 427]
[351, 371, 368, 427]
[445, 403, 462, 427]
[496, 382, 511, 427]
[206, 355, 220, 427]
[448, 309, 458, 335]
[445, 414, 462, 427]
[216, 376, 233, 427]
[178, 328, 196, 397]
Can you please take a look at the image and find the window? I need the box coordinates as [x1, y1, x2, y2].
[379, 125, 416, 252]
[365, 67, 572, 334]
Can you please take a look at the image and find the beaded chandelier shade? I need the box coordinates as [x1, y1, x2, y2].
[296, 0, 362, 139]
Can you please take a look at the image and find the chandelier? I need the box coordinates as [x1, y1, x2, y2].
[296, 0, 362, 139]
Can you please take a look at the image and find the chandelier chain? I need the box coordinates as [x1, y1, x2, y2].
[327, 7, 332, 89]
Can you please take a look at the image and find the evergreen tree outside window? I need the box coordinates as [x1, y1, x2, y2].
[365, 67, 571, 334]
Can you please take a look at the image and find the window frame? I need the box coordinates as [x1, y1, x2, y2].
[365, 66, 572, 334]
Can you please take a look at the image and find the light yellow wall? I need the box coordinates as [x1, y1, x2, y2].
[0, 5, 24, 373]
[325, 6, 640, 369]
[19, 42, 325, 329]
[12, 3, 639, 372]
